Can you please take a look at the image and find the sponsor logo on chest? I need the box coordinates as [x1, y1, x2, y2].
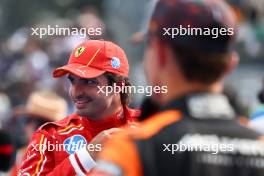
[63, 134, 87, 154]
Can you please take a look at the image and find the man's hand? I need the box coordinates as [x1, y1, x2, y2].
[87, 128, 122, 159]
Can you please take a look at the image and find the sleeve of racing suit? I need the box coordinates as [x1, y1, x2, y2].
[19, 131, 96, 176]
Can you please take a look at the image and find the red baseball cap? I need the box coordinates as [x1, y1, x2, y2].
[53, 40, 129, 78]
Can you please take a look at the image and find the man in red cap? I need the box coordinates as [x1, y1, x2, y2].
[19, 40, 140, 176]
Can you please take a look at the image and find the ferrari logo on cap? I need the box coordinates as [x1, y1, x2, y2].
[75, 46, 85, 57]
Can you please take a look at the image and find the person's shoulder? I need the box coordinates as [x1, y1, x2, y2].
[36, 114, 82, 134]
[96, 110, 182, 176]
[124, 110, 182, 140]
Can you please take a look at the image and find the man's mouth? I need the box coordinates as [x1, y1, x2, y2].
[74, 98, 92, 109]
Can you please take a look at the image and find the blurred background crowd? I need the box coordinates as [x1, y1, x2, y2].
[0, 0, 264, 174]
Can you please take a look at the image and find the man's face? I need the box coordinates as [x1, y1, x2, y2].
[68, 74, 114, 118]
[144, 39, 160, 88]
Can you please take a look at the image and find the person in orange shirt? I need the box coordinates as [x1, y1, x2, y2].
[91, 0, 264, 176]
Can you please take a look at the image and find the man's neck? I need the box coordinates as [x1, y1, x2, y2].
[88, 101, 123, 121]
[159, 81, 223, 106]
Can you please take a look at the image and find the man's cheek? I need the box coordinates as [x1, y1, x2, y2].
[68, 86, 74, 100]
[144, 50, 158, 85]
[95, 95, 112, 110]
[146, 69, 156, 87]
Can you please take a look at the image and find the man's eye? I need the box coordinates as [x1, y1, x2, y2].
[68, 77, 74, 83]
[82, 79, 98, 85]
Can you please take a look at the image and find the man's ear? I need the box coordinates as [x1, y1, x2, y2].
[225, 51, 239, 75]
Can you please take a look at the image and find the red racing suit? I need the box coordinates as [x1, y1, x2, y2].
[18, 106, 140, 176]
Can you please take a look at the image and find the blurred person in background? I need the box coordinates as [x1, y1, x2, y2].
[1, 29, 53, 107]
[0, 129, 16, 176]
[8, 90, 67, 176]
[19, 40, 140, 176]
[248, 78, 264, 134]
[0, 93, 15, 176]
[76, 6, 105, 40]
[91, 0, 264, 176]
[0, 92, 11, 128]
[130, 0, 158, 44]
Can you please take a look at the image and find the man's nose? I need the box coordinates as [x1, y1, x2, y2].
[71, 82, 86, 96]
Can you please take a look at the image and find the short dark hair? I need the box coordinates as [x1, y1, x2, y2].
[103, 72, 132, 105]
[170, 44, 231, 84]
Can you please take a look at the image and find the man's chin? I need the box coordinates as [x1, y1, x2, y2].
[76, 109, 90, 116]
[76, 109, 99, 119]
